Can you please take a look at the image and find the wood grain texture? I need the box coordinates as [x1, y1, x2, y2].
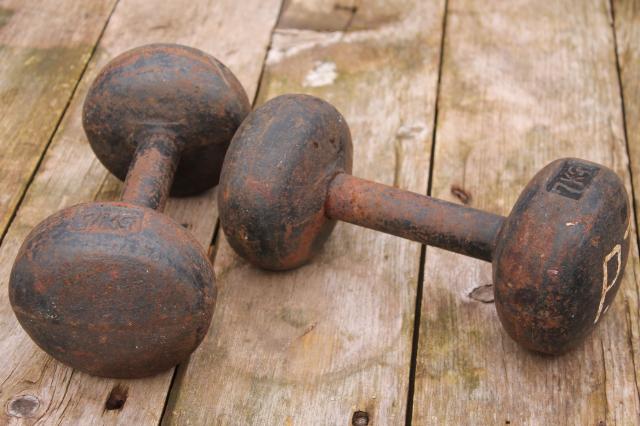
[0, 0, 280, 424]
[413, 0, 640, 424]
[614, 0, 640, 238]
[0, 0, 117, 239]
[163, 0, 445, 424]
[0, 1, 116, 422]
[612, 2, 640, 424]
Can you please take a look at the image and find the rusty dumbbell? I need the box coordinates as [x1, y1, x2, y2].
[218, 94, 631, 354]
[9, 44, 250, 377]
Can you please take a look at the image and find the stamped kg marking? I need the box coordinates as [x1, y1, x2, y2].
[70, 206, 143, 233]
[546, 160, 600, 200]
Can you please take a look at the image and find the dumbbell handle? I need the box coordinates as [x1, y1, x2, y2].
[121, 131, 180, 212]
[325, 173, 505, 262]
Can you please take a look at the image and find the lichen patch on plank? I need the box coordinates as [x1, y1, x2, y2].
[303, 60, 338, 87]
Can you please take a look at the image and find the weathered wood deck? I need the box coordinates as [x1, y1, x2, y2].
[0, 0, 638, 424]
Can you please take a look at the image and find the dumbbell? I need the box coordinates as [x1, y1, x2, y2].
[218, 94, 631, 354]
[9, 44, 250, 378]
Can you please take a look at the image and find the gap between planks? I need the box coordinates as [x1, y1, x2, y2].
[405, 0, 449, 424]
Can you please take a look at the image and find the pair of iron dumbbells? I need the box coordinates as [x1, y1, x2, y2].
[9, 44, 631, 378]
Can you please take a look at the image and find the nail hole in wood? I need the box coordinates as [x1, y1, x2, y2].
[352, 410, 369, 425]
[334, 4, 358, 13]
[105, 384, 128, 411]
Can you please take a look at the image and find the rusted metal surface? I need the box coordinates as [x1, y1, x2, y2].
[218, 94, 353, 270]
[326, 173, 504, 262]
[494, 158, 631, 354]
[218, 94, 631, 355]
[9, 44, 250, 378]
[83, 43, 251, 196]
[10, 202, 216, 378]
[121, 132, 179, 211]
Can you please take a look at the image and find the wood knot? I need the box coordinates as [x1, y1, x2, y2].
[352, 410, 369, 425]
[469, 284, 494, 303]
[451, 184, 472, 204]
[105, 384, 128, 411]
[6, 394, 39, 418]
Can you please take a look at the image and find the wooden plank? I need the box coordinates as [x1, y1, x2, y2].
[614, 1, 640, 240]
[164, 1, 445, 424]
[612, 1, 640, 423]
[0, 0, 118, 240]
[0, 0, 281, 424]
[413, 0, 640, 424]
